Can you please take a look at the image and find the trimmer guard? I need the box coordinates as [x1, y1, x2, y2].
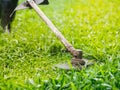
[15, 0, 49, 10]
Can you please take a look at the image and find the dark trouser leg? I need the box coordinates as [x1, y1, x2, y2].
[0, 0, 18, 32]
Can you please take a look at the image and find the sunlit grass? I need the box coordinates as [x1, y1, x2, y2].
[0, 0, 120, 89]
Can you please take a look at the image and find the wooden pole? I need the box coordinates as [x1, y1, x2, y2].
[27, 0, 83, 58]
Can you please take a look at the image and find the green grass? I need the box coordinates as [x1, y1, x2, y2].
[0, 0, 120, 89]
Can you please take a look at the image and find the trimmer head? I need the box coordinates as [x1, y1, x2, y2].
[55, 59, 94, 70]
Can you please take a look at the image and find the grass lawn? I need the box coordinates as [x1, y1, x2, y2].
[0, 0, 120, 89]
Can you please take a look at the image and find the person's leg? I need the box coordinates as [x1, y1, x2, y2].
[1, 0, 18, 32]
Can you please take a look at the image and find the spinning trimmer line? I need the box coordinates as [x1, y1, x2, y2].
[15, 0, 92, 70]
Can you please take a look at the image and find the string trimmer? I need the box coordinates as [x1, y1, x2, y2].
[14, 0, 92, 70]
